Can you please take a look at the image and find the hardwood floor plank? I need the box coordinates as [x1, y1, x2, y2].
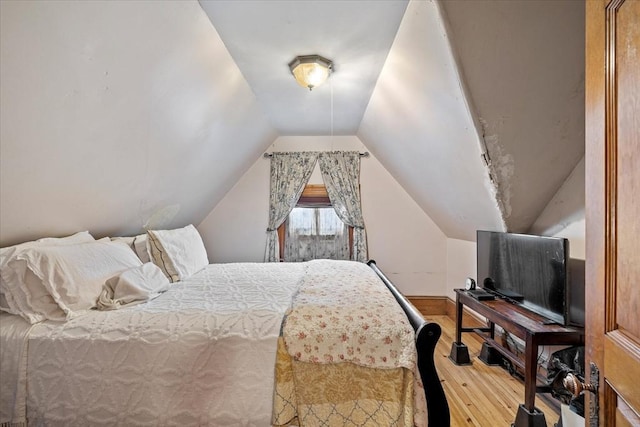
[430, 315, 560, 426]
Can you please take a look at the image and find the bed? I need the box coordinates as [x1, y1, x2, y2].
[0, 227, 449, 427]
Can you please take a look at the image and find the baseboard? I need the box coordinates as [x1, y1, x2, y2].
[407, 296, 488, 326]
[406, 296, 448, 316]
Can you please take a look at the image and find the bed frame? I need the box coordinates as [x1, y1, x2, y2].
[367, 260, 451, 427]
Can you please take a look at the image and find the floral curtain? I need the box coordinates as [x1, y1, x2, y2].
[264, 152, 318, 262]
[318, 151, 368, 262]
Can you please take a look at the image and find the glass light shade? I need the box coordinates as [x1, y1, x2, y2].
[289, 55, 333, 90]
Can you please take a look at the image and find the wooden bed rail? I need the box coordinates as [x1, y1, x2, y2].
[367, 260, 451, 427]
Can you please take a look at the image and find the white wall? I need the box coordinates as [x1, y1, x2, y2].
[198, 135, 448, 296]
[552, 219, 585, 260]
[445, 238, 477, 301]
[530, 158, 584, 237]
[530, 156, 585, 259]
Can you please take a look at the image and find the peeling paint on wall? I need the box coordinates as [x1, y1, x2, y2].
[479, 117, 514, 224]
[479, 168, 508, 233]
[143, 204, 181, 230]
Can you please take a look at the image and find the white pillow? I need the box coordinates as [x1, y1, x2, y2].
[0, 231, 95, 268]
[0, 231, 95, 318]
[16, 240, 142, 321]
[96, 263, 170, 310]
[146, 224, 208, 282]
[111, 234, 150, 262]
[110, 236, 135, 249]
[133, 234, 151, 263]
[1, 262, 67, 322]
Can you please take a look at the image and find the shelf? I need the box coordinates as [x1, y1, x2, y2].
[450, 289, 584, 427]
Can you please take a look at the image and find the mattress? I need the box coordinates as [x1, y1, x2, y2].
[1, 262, 305, 426]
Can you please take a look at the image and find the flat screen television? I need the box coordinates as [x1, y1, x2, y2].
[476, 230, 585, 327]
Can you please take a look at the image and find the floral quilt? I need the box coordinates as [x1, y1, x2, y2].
[272, 260, 428, 426]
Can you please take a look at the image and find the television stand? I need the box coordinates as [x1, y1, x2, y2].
[449, 289, 584, 427]
[493, 288, 525, 301]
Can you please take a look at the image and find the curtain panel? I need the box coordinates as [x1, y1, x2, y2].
[264, 152, 318, 262]
[318, 151, 368, 262]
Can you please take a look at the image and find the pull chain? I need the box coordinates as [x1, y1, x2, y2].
[330, 77, 334, 150]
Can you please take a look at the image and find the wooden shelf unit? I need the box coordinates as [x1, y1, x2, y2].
[449, 289, 584, 427]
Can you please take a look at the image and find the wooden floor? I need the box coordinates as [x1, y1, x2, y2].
[431, 315, 560, 427]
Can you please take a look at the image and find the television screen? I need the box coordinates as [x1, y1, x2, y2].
[477, 230, 570, 325]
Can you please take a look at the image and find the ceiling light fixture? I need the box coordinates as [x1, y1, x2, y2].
[288, 55, 333, 91]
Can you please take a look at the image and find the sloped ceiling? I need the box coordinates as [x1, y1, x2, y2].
[438, 0, 585, 233]
[0, 0, 584, 247]
[0, 0, 276, 245]
[200, 0, 584, 240]
[359, 0, 505, 241]
[199, 0, 409, 135]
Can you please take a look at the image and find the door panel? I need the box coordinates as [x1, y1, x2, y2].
[615, 0, 640, 343]
[616, 399, 640, 427]
[604, 333, 640, 416]
[586, 0, 640, 425]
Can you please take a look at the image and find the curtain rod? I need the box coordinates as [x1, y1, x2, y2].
[263, 152, 370, 158]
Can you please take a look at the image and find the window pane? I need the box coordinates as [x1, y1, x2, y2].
[284, 207, 349, 262]
[318, 208, 344, 236]
[288, 208, 316, 235]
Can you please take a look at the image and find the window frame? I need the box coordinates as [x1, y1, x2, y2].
[277, 184, 353, 261]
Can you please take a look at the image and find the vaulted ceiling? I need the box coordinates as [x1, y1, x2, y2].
[199, 0, 585, 240]
[199, 0, 408, 136]
[0, 0, 584, 246]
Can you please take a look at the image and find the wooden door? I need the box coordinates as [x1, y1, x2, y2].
[585, 0, 640, 426]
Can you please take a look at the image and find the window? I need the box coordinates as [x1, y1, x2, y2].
[278, 185, 353, 261]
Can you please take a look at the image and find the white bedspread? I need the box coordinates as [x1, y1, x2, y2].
[0, 312, 35, 426]
[1, 262, 305, 427]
